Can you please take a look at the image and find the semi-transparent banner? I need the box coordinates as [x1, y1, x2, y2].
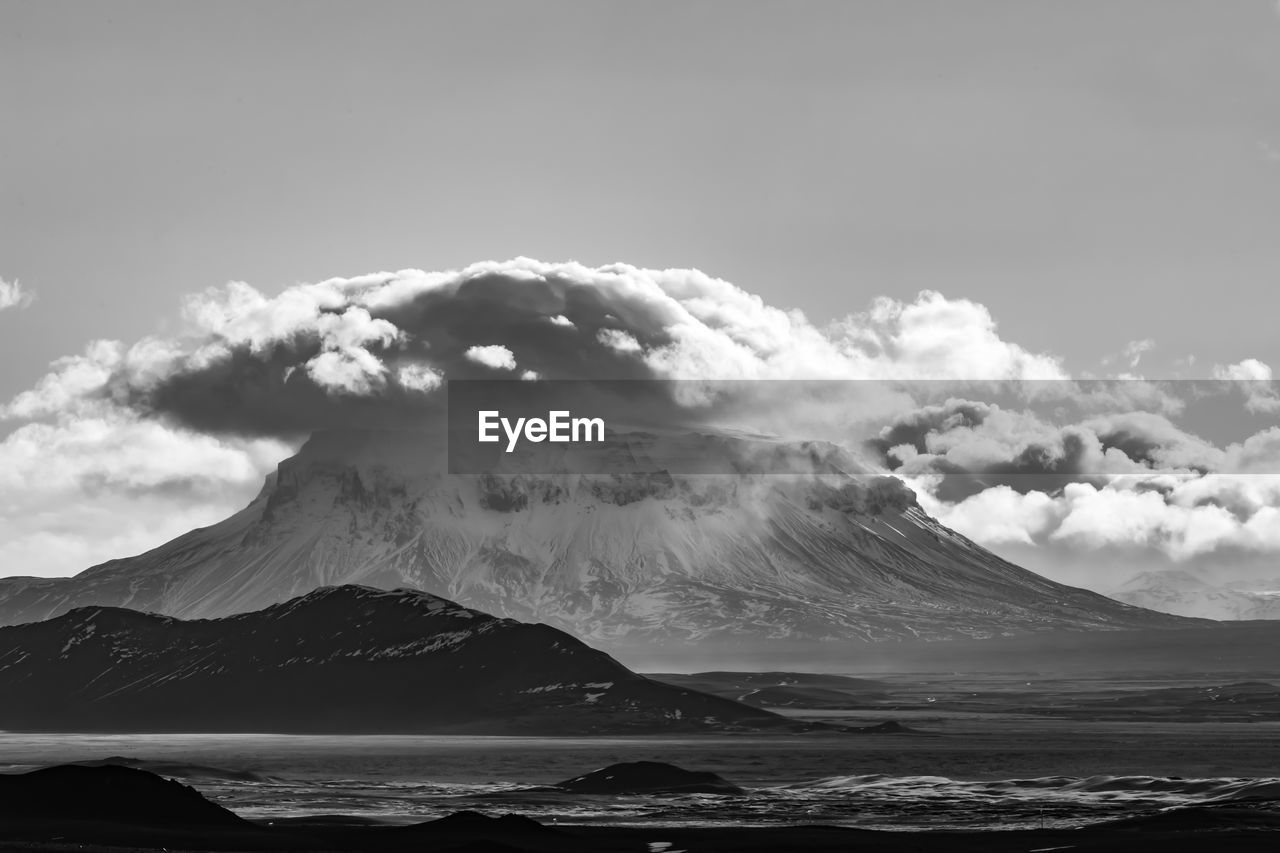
[445, 378, 1280, 478]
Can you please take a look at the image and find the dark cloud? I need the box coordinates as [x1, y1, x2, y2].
[896, 429, 1108, 503]
[865, 398, 994, 460]
[119, 270, 678, 437]
[958, 430, 1106, 500]
[1084, 412, 1222, 474]
[864, 399, 1229, 500]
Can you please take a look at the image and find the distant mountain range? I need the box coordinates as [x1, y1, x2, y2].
[652, 671, 894, 709]
[0, 429, 1187, 652]
[1108, 571, 1280, 621]
[0, 585, 793, 734]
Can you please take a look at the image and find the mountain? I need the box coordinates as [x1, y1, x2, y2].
[0, 584, 794, 733]
[1108, 570, 1280, 621]
[0, 428, 1187, 651]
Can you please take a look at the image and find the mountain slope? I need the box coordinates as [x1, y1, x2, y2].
[0, 585, 791, 733]
[0, 429, 1188, 648]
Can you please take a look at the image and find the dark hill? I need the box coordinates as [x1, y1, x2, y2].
[0, 585, 796, 734]
[554, 761, 745, 795]
[0, 764, 248, 827]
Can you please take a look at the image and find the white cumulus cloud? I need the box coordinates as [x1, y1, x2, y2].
[1213, 358, 1280, 413]
[0, 409, 290, 577]
[464, 344, 517, 371]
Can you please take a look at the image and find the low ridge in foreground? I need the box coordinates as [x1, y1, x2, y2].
[0, 585, 794, 734]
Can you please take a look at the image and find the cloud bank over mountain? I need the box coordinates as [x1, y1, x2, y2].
[3, 259, 1071, 437]
[877, 400, 1280, 570]
[1, 258, 1278, 583]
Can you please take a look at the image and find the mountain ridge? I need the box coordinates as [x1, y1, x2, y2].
[0, 583, 796, 734]
[1109, 570, 1280, 621]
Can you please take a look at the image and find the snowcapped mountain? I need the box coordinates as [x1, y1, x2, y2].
[0, 428, 1185, 648]
[1108, 570, 1280, 621]
[0, 584, 792, 733]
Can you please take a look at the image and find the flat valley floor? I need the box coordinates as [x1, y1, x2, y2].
[3, 669, 1278, 833]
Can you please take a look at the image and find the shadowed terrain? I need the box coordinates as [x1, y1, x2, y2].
[1, 763, 1279, 852]
[651, 669, 1280, 723]
[0, 585, 798, 734]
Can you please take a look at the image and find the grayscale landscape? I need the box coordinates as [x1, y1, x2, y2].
[3, 1, 1279, 851]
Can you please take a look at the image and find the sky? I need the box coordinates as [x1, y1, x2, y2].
[3, 1, 1280, 585]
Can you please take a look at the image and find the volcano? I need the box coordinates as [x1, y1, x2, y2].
[0, 428, 1185, 649]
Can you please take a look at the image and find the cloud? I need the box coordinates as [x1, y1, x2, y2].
[596, 329, 643, 355]
[0, 258, 1087, 577]
[915, 484, 1061, 546]
[873, 382, 1280, 565]
[305, 347, 388, 395]
[864, 398, 1208, 501]
[1081, 410, 1223, 473]
[920, 476, 1280, 564]
[3, 259, 1076, 439]
[912, 421, 1280, 564]
[465, 344, 518, 371]
[1100, 338, 1155, 372]
[0, 412, 286, 500]
[831, 291, 1066, 381]
[1213, 358, 1272, 382]
[6, 256, 1280, 580]
[0, 277, 34, 312]
[0, 408, 290, 577]
[1122, 338, 1154, 368]
[1213, 358, 1280, 413]
[396, 363, 443, 392]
